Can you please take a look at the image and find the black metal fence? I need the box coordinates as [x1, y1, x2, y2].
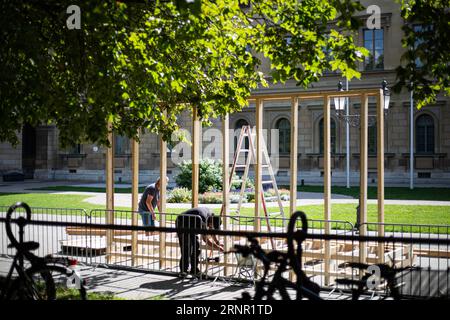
[1, 205, 449, 300]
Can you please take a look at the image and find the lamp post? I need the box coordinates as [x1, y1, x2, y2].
[334, 80, 390, 127]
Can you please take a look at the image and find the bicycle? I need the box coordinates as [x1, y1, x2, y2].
[0, 202, 87, 300]
[335, 262, 419, 300]
[234, 211, 322, 300]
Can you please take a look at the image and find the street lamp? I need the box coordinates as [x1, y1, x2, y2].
[333, 81, 346, 112]
[334, 80, 391, 127]
[382, 79, 390, 111]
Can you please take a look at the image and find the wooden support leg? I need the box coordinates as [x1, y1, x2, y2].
[159, 134, 167, 269]
[377, 89, 385, 263]
[192, 106, 200, 208]
[106, 122, 114, 264]
[222, 115, 231, 276]
[359, 94, 369, 265]
[255, 99, 263, 232]
[131, 135, 139, 266]
[323, 95, 331, 286]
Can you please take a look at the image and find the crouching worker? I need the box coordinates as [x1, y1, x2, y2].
[175, 207, 224, 277]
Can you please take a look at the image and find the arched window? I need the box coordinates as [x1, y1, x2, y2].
[368, 125, 377, 154]
[234, 119, 249, 151]
[319, 118, 336, 154]
[276, 118, 290, 154]
[114, 134, 130, 156]
[416, 114, 434, 154]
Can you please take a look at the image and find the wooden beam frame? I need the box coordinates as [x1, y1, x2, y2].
[254, 99, 263, 232]
[222, 114, 231, 275]
[359, 94, 369, 264]
[377, 89, 385, 263]
[323, 95, 331, 285]
[192, 106, 200, 208]
[105, 122, 114, 264]
[102, 88, 386, 275]
[131, 134, 139, 266]
[290, 97, 299, 215]
[248, 89, 381, 102]
[159, 133, 167, 268]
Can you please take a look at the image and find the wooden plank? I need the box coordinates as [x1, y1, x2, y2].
[290, 97, 299, 215]
[160, 133, 167, 268]
[323, 95, 331, 286]
[414, 249, 450, 258]
[255, 98, 263, 232]
[66, 227, 145, 237]
[359, 94, 369, 264]
[131, 135, 139, 266]
[377, 89, 385, 263]
[222, 114, 231, 276]
[106, 122, 114, 264]
[192, 106, 200, 207]
[248, 88, 381, 102]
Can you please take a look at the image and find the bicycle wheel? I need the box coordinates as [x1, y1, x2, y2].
[9, 265, 87, 300]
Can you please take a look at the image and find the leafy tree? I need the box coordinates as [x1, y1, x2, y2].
[393, 0, 450, 108]
[0, 0, 368, 147]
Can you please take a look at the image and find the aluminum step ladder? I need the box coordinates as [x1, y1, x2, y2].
[221, 126, 286, 248]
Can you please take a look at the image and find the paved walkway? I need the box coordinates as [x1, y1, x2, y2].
[0, 257, 350, 300]
[1, 180, 450, 208]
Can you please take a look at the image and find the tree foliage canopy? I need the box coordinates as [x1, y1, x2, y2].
[393, 0, 450, 108]
[3, 0, 447, 147]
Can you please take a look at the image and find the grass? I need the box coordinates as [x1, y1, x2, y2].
[1, 193, 449, 233]
[56, 287, 125, 300]
[294, 185, 450, 201]
[28, 186, 148, 194]
[30, 184, 450, 201]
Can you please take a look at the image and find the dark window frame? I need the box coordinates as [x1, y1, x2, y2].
[276, 118, 291, 154]
[363, 28, 384, 71]
[415, 114, 435, 154]
[319, 118, 337, 154]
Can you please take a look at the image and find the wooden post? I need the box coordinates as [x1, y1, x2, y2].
[254, 99, 263, 232]
[290, 97, 299, 215]
[159, 134, 167, 269]
[377, 90, 385, 263]
[192, 106, 200, 208]
[105, 122, 114, 264]
[323, 95, 331, 286]
[222, 114, 231, 276]
[131, 134, 139, 266]
[359, 94, 369, 264]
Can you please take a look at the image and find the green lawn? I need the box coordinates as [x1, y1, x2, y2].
[1, 193, 449, 233]
[30, 184, 450, 201]
[294, 185, 450, 201]
[28, 186, 148, 194]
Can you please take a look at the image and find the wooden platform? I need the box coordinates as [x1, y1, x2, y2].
[60, 237, 108, 256]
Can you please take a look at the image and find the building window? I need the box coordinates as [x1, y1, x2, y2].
[276, 118, 290, 154]
[68, 144, 81, 155]
[416, 114, 435, 154]
[364, 29, 384, 70]
[413, 24, 431, 68]
[114, 135, 130, 156]
[319, 118, 336, 154]
[369, 126, 377, 154]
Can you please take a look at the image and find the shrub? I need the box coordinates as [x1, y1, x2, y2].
[246, 192, 255, 203]
[167, 187, 192, 203]
[230, 194, 247, 203]
[199, 192, 223, 204]
[175, 159, 223, 193]
[231, 176, 255, 191]
[266, 188, 290, 197]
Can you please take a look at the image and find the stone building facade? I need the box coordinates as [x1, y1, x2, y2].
[1, 0, 449, 186]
